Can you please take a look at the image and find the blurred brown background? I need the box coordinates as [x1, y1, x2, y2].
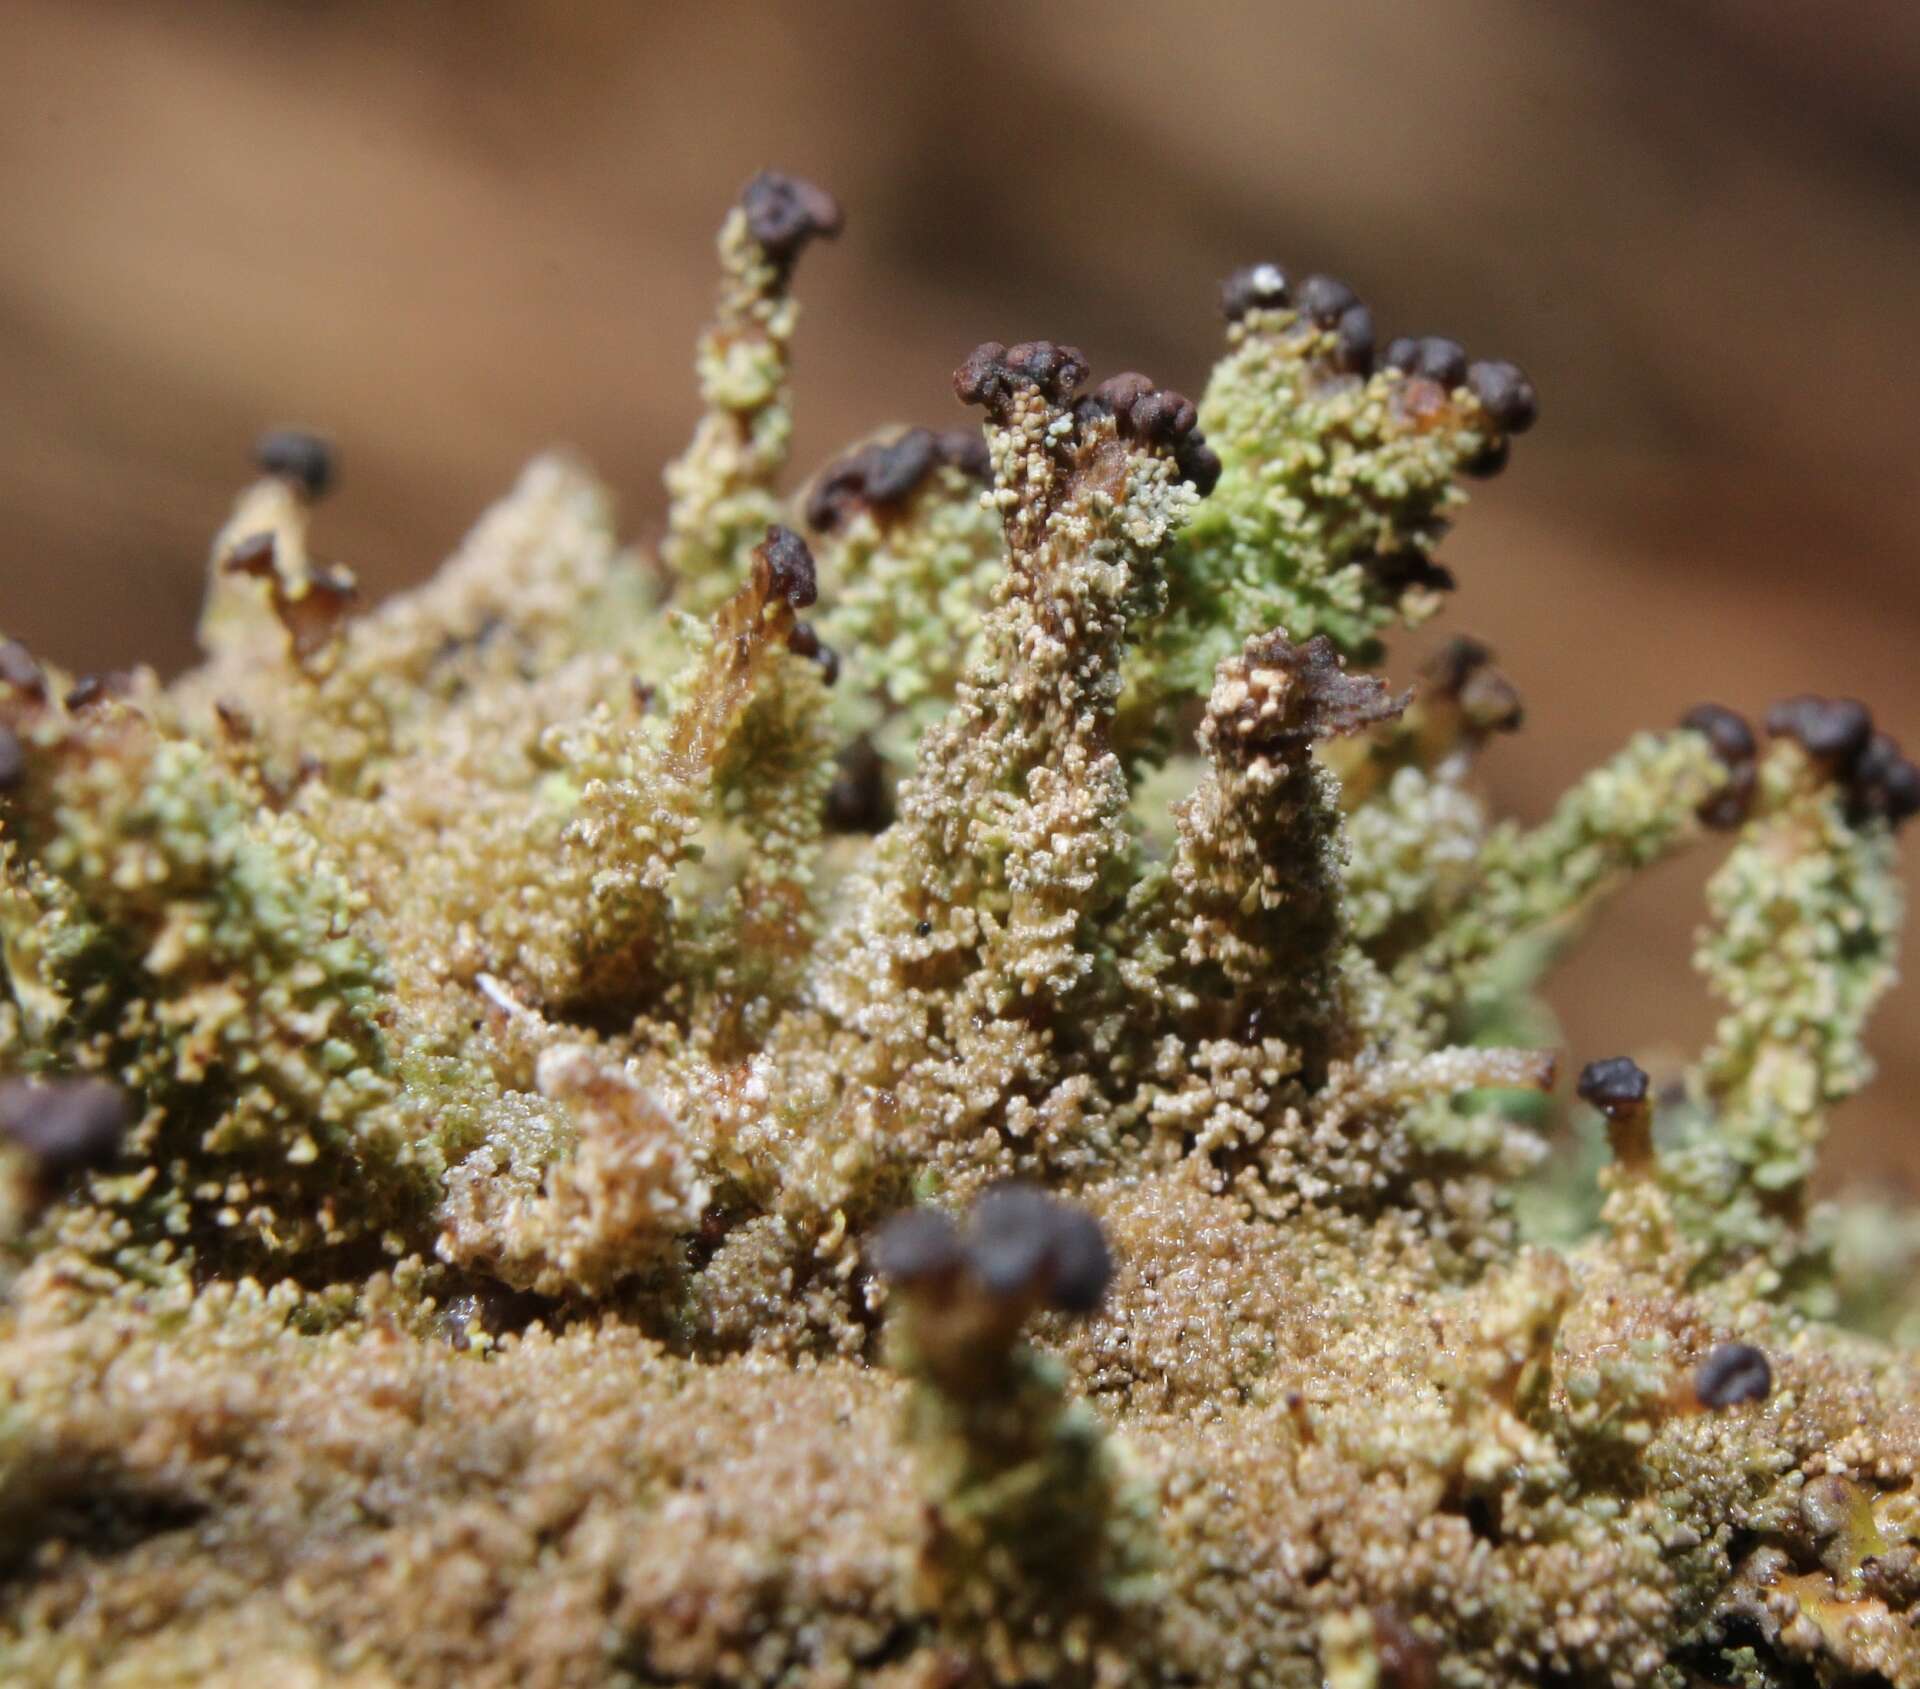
[3, 1, 1918, 1193]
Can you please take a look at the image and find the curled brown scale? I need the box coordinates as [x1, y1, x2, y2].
[739, 170, 843, 275]
[223, 532, 360, 663]
[1211, 630, 1405, 757]
[288, 572, 359, 652]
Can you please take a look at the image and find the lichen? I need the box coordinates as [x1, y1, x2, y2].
[2, 171, 1919, 1688]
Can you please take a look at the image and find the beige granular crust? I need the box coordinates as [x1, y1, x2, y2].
[4, 1190, 1918, 1686]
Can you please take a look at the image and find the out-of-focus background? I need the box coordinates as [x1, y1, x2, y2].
[3, 1, 1918, 1191]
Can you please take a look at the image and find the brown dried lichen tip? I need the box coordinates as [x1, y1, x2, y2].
[952, 339, 1090, 415]
[1574, 1055, 1650, 1120]
[1766, 694, 1920, 828]
[0, 637, 46, 701]
[1383, 334, 1454, 379]
[1767, 695, 1872, 767]
[740, 170, 843, 273]
[803, 428, 989, 533]
[253, 429, 336, 500]
[1085, 372, 1195, 445]
[1679, 702, 1758, 831]
[1850, 730, 1920, 826]
[966, 1183, 1112, 1315]
[1296, 272, 1359, 329]
[755, 523, 819, 610]
[1421, 635, 1523, 732]
[0, 1076, 133, 1178]
[1298, 274, 1376, 375]
[952, 341, 1224, 494]
[874, 1182, 1114, 1317]
[1383, 338, 1539, 437]
[1360, 547, 1456, 598]
[870, 1205, 966, 1288]
[1082, 371, 1223, 494]
[1223, 263, 1372, 373]
[1692, 1341, 1773, 1409]
[1316, 283, 1376, 378]
[1219, 261, 1290, 321]
[1576, 1055, 1653, 1167]
[1464, 359, 1538, 434]
[1225, 262, 1535, 476]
